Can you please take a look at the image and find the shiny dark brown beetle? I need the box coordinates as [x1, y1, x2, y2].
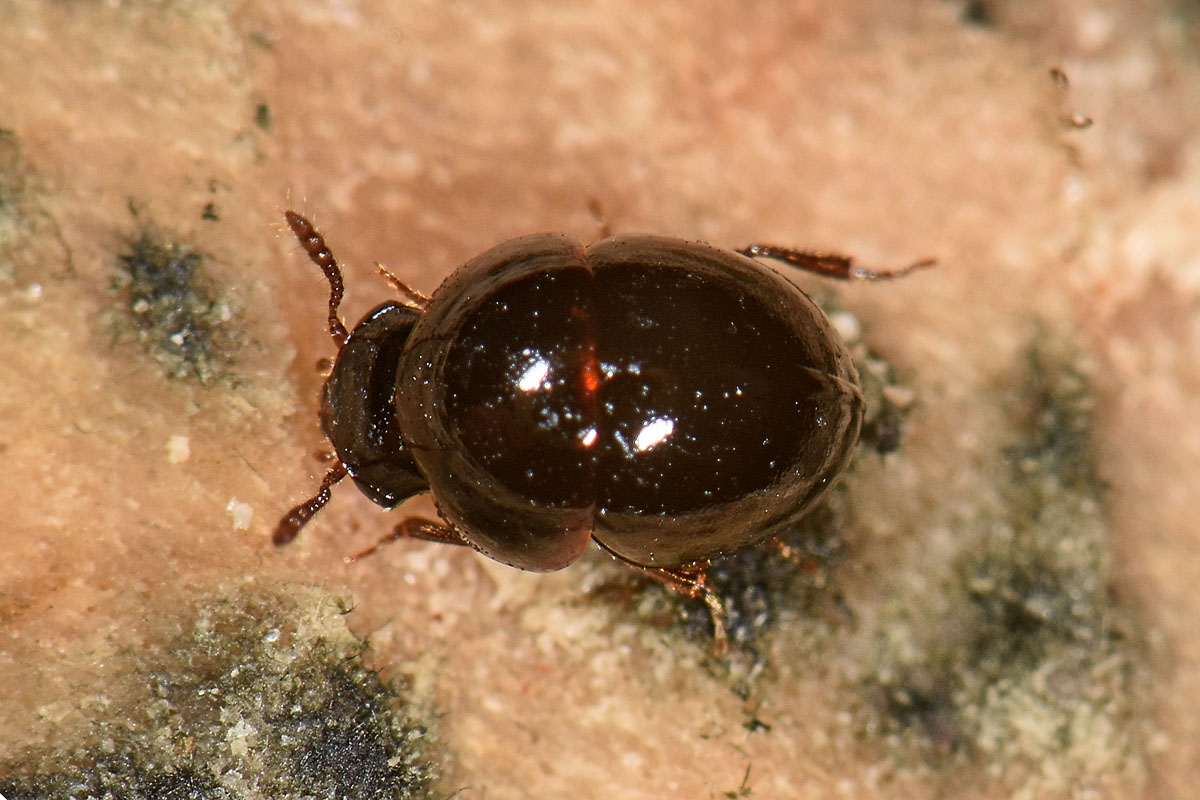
[275, 211, 929, 647]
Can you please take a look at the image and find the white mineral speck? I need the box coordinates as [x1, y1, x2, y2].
[167, 434, 190, 464]
[226, 498, 254, 530]
[828, 310, 861, 342]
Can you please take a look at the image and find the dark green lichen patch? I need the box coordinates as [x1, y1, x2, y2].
[1178, 0, 1200, 48]
[960, 0, 997, 27]
[849, 324, 918, 457]
[0, 130, 75, 286]
[255, 101, 273, 132]
[112, 226, 234, 383]
[1, 756, 233, 800]
[1008, 338, 1099, 491]
[0, 584, 440, 800]
[861, 334, 1149, 795]
[0, 129, 39, 284]
[0, 128, 25, 218]
[0, 135, 22, 285]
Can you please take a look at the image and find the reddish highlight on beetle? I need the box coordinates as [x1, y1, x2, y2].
[581, 357, 601, 395]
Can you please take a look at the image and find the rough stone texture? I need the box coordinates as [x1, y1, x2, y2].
[1, 2, 1197, 799]
[1, 583, 438, 800]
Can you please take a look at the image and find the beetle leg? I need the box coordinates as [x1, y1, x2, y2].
[374, 262, 431, 310]
[737, 244, 935, 281]
[644, 565, 728, 655]
[346, 516, 471, 563]
[595, 545, 728, 655]
[273, 460, 349, 546]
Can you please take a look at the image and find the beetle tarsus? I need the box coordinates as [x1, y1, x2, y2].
[738, 244, 935, 282]
[597, 544, 730, 655]
[700, 583, 729, 657]
[654, 566, 728, 656]
[346, 516, 469, 562]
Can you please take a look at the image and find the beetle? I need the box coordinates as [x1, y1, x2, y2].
[275, 210, 929, 648]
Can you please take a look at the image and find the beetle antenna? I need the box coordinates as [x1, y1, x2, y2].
[285, 210, 351, 348]
[274, 461, 349, 546]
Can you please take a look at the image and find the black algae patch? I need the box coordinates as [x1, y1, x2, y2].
[113, 227, 234, 383]
[1, 757, 233, 800]
[0, 585, 439, 800]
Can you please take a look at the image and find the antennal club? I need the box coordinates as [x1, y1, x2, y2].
[273, 461, 348, 546]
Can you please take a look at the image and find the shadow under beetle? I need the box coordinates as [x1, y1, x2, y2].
[275, 211, 930, 651]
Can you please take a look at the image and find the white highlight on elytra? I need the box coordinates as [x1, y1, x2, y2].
[634, 417, 674, 452]
[517, 357, 551, 392]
